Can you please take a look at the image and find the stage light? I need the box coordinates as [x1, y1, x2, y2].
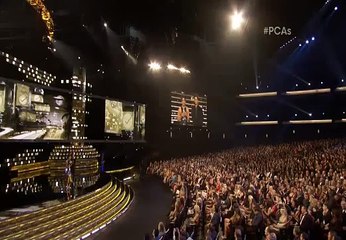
[321, 81, 324, 84]
[308, 82, 311, 86]
[179, 67, 190, 74]
[334, 6, 338, 11]
[306, 40, 309, 44]
[246, 115, 248, 118]
[148, 61, 161, 71]
[267, 114, 270, 117]
[296, 84, 299, 87]
[78, 56, 81, 60]
[104, 22, 108, 28]
[255, 115, 258, 118]
[309, 113, 312, 117]
[342, 79, 344, 83]
[53, 48, 56, 52]
[295, 114, 298, 117]
[230, 10, 245, 31]
[311, 37, 315, 41]
[256, 86, 259, 89]
[167, 64, 178, 70]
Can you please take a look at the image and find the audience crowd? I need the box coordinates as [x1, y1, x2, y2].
[146, 139, 346, 240]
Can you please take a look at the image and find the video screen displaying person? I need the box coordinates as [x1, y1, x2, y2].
[171, 91, 207, 127]
[177, 97, 190, 125]
[191, 96, 204, 127]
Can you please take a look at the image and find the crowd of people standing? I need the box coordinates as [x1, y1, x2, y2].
[147, 139, 346, 240]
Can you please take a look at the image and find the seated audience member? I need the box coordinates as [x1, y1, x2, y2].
[299, 206, 314, 234]
[293, 226, 301, 240]
[299, 232, 309, 240]
[158, 222, 166, 239]
[266, 232, 277, 240]
[327, 230, 341, 240]
[234, 227, 242, 240]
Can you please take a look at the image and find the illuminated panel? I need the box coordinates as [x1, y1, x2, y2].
[6, 149, 44, 169]
[285, 119, 333, 124]
[0, 51, 57, 86]
[285, 88, 331, 96]
[237, 121, 279, 126]
[238, 92, 278, 98]
[105, 166, 135, 174]
[26, 0, 54, 41]
[335, 86, 346, 92]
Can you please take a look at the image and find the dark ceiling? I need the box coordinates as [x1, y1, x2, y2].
[0, 0, 345, 97]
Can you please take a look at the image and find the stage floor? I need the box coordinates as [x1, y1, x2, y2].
[90, 175, 172, 240]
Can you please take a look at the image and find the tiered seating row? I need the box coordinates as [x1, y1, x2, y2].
[0, 178, 133, 240]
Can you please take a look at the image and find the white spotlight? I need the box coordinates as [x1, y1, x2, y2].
[311, 37, 315, 41]
[148, 61, 161, 71]
[299, 44, 302, 47]
[309, 113, 312, 117]
[231, 11, 245, 31]
[167, 64, 178, 70]
[341, 79, 344, 83]
[179, 67, 190, 74]
[308, 82, 311, 86]
[104, 22, 108, 28]
[53, 48, 56, 52]
[256, 86, 259, 89]
[334, 6, 338, 11]
[306, 40, 309, 44]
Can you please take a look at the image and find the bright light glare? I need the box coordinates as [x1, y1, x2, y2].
[104, 22, 108, 28]
[231, 11, 245, 31]
[179, 67, 190, 74]
[148, 62, 161, 71]
[167, 64, 178, 70]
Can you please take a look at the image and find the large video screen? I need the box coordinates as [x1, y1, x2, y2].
[105, 99, 123, 134]
[0, 82, 70, 140]
[104, 99, 145, 139]
[171, 91, 207, 127]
